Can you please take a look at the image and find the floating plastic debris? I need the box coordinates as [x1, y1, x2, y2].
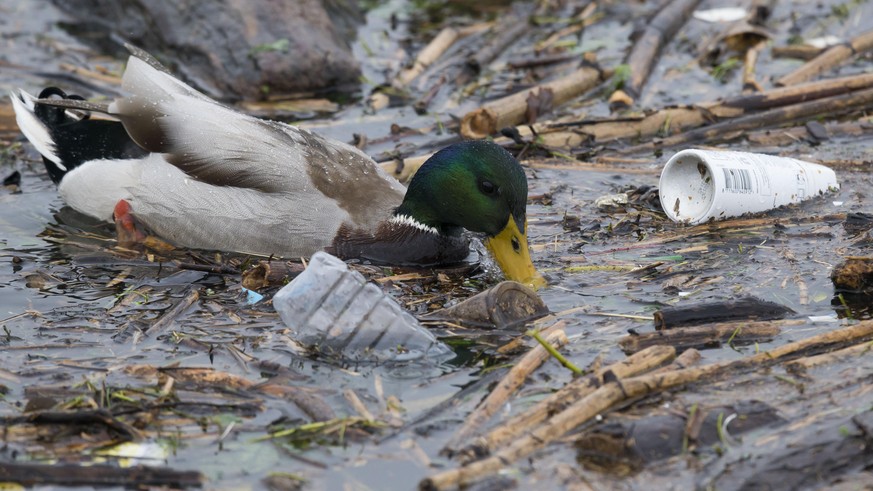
[659, 149, 839, 225]
[423, 281, 548, 329]
[273, 252, 453, 362]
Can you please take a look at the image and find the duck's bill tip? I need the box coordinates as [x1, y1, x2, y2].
[484, 218, 546, 291]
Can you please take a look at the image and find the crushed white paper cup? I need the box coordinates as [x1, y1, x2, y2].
[659, 149, 839, 225]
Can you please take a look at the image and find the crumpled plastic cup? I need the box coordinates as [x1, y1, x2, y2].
[659, 149, 839, 225]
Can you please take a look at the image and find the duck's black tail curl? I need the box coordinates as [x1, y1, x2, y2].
[10, 87, 147, 185]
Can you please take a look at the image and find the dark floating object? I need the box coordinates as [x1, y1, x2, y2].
[242, 260, 306, 291]
[424, 281, 549, 329]
[653, 296, 795, 331]
[831, 256, 873, 291]
[843, 212, 873, 236]
[2, 170, 21, 187]
[0, 462, 203, 488]
[576, 400, 784, 473]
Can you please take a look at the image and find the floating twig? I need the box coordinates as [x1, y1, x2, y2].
[441, 328, 568, 455]
[608, 0, 702, 109]
[454, 345, 676, 464]
[618, 319, 802, 354]
[620, 86, 873, 153]
[421, 320, 873, 490]
[777, 29, 873, 86]
[460, 64, 603, 139]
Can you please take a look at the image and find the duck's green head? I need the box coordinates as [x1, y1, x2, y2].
[395, 140, 545, 289]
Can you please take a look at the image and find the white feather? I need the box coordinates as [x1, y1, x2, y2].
[58, 158, 141, 221]
[9, 90, 65, 170]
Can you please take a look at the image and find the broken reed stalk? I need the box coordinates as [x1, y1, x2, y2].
[771, 44, 822, 60]
[778, 29, 873, 86]
[748, 120, 873, 147]
[144, 287, 199, 336]
[395, 23, 495, 88]
[535, 2, 599, 52]
[529, 72, 873, 148]
[455, 345, 675, 463]
[649, 347, 701, 374]
[466, 18, 531, 76]
[620, 85, 873, 153]
[441, 329, 568, 455]
[743, 40, 767, 93]
[617, 319, 802, 354]
[785, 339, 873, 371]
[396, 27, 462, 87]
[460, 64, 603, 139]
[609, 0, 701, 108]
[379, 152, 433, 184]
[420, 320, 873, 490]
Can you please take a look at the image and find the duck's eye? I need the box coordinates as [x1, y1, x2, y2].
[511, 236, 521, 253]
[479, 180, 497, 195]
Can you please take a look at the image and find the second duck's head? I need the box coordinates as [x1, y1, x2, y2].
[394, 140, 545, 288]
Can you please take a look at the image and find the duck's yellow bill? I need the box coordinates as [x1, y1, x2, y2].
[484, 217, 546, 290]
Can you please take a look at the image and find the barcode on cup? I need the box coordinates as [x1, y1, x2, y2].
[722, 168, 753, 192]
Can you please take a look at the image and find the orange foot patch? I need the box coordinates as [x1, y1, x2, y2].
[113, 199, 146, 248]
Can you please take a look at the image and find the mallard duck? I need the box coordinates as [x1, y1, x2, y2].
[11, 46, 544, 288]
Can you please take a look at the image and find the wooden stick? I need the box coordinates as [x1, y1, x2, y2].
[620, 86, 873, 153]
[460, 65, 603, 139]
[771, 44, 823, 60]
[421, 320, 873, 490]
[618, 319, 801, 354]
[785, 339, 873, 371]
[743, 40, 767, 93]
[441, 329, 568, 455]
[609, 0, 701, 107]
[649, 347, 701, 374]
[531, 72, 873, 147]
[396, 27, 462, 87]
[535, 2, 598, 52]
[778, 29, 873, 86]
[455, 345, 675, 463]
[466, 19, 531, 75]
[379, 153, 434, 184]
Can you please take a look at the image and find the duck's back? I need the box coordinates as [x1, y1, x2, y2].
[29, 48, 409, 258]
